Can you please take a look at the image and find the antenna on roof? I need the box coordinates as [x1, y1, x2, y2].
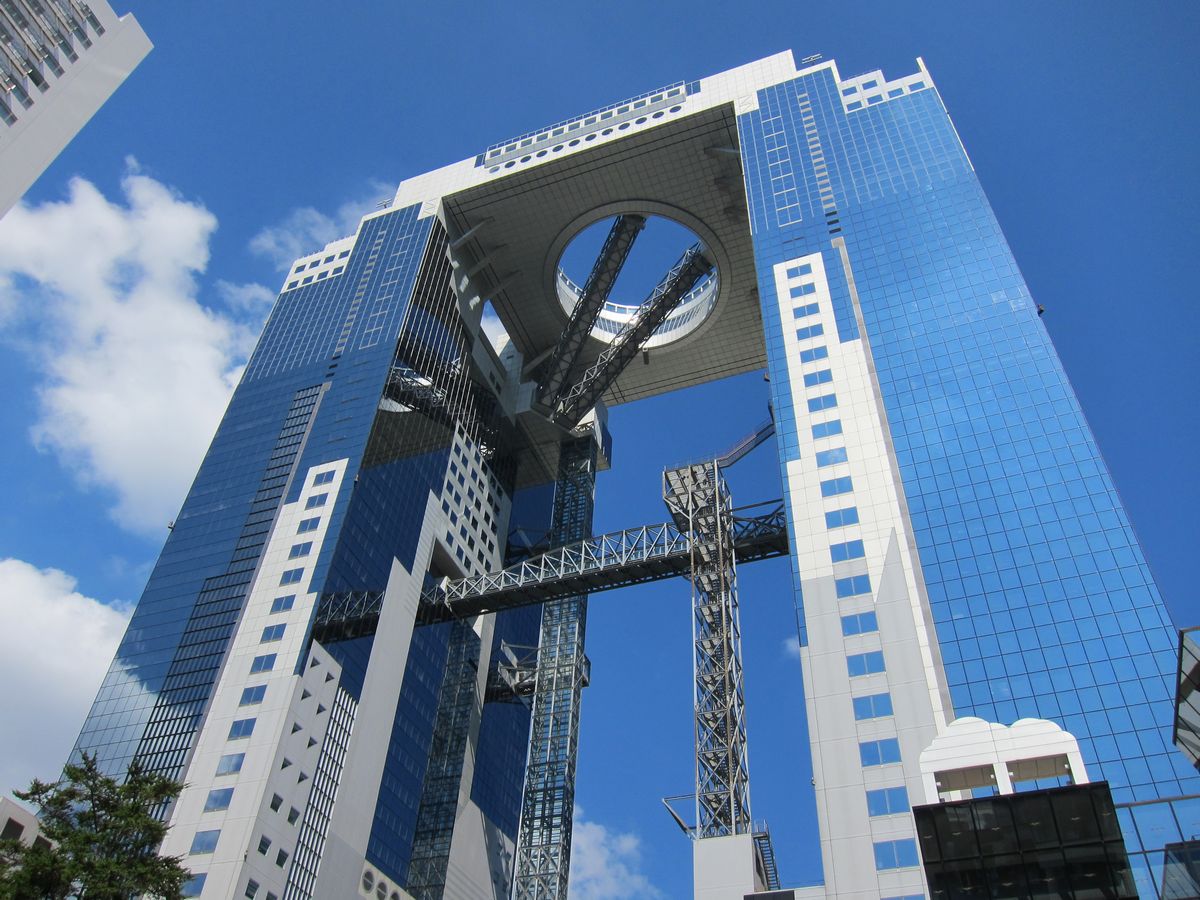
[800, 53, 823, 65]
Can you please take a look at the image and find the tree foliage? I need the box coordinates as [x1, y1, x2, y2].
[0, 753, 191, 900]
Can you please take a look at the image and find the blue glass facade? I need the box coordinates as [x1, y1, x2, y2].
[740, 60, 1198, 892]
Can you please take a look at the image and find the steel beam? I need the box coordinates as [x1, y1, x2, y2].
[539, 214, 645, 404]
[551, 243, 714, 429]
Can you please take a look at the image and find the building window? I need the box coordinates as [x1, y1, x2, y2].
[847, 650, 886, 677]
[215, 753, 245, 775]
[182, 875, 207, 898]
[786, 263, 813, 277]
[297, 517, 320, 534]
[859, 738, 901, 767]
[835, 574, 872, 598]
[842, 87, 857, 96]
[313, 470, 335, 485]
[830, 539, 866, 563]
[275, 849, 289, 868]
[866, 786, 909, 817]
[288, 542, 312, 559]
[246, 879, 260, 898]
[873, 838, 919, 870]
[825, 507, 859, 528]
[796, 323, 825, 341]
[204, 788, 234, 812]
[799, 346, 829, 363]
[258, 835, 271, 854]
[270, 595, 295, 614]
[790, 283, 817, 298]
[812, 419, 843, 439]
[261, 624, 286, 643]
[841, 611, 878, 636]
[189, 829, 220, 854]
[793, 302, 820, 319]
[240, 685, 267, 706]
[820, 476, 854, 497]
[853, 692, 894, 720]
[804, 369, 833, 387]
[228, 718, 256, 740]
[250, 654, 276, 674]
[279, 568, 303, 586]
[815, 447, 848, 467]
[305, 493, 328, 510]
[808, 393, 837, 412]
[269, 794, 283, 812]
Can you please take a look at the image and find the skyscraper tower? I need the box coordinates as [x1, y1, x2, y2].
[0, 0, 150, 218]
[70, 51, 1196, 899]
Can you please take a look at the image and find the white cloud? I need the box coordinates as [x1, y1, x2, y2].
[0, 558, 131, 795]
[249, 179, 393, 271]
[569, 807, 664, 900]
[480, 301, 511, 353]
[0, 162, 272, 536]
[782, 635, 801, 659]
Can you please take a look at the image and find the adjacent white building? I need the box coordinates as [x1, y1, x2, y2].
[0, 0, 150, 217]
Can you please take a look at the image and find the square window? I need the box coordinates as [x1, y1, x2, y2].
[288, 542, 312, 559]
[873, 838, 919, 870]
[820, 476, 853, 497]
[305, 493, 328, 510]
[250, 654, 276, 674]
[786, 263, 813, 278]
[216, 753, 244, 775]
[270, 595, 295, 614]
[803, 369, 833, 388]
[269, 794, 283, 812]
[182, 875, 207, 898]
[313, 470, 335, 485]
[866, 786, 909, 817]
[796, 323, 824, 341]
[189, 829, 220, 854]
[239, 685, 267, 706]
[847, 650, 886, 677]
[830, 539, 866, 563]
[790, 282, 817, 298]
[825, 507, 860, 529]
[287, 807, 300, 825]
[835, 574, 872, 598]
[859, 737, 901, 767]
[228, 718, 256, 740]
[297, 517, 319, 534]
[815, 447, 848, 468]
[276, 849, 288, 867]
[261, 624, 286, 643]
[792, 302, 820, 320]
[853, 692, 894, 720]
[204, 788, 234, 812]
[812, 419, 843, 439]
[799, 346, 828, 363]
[279, 568, 303, 586]
[257, 835, 271, 854]
[807, 393, 837, 413]
[245, 879, 260, 898]
[841, 611, 878, 636]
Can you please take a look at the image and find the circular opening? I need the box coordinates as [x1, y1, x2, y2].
[652, 111, 665, 119]
[520, 155, 531, 163]
[602, 128, 613, 135]
[555, 214, 718, 349]
[635, 116, 647, 124]
[362, 871, 375, 891]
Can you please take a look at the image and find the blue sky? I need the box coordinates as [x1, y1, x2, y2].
[0, 2, 1197, 895]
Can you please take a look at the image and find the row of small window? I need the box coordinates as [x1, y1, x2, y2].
[292, 250, 351, 274]
[286, 265, 346, 290]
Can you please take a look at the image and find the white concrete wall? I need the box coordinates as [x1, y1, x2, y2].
[771, 249, 945, 900]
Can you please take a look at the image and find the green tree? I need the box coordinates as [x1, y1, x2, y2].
[0, 753, 191, 900]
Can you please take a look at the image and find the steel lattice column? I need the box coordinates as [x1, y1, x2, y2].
[664, 461, 752, 838]
[406, 621, 483, 898]
[512, 437, 597, 899]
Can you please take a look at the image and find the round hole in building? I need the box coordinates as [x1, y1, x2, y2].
[555, 213, 718, 349]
